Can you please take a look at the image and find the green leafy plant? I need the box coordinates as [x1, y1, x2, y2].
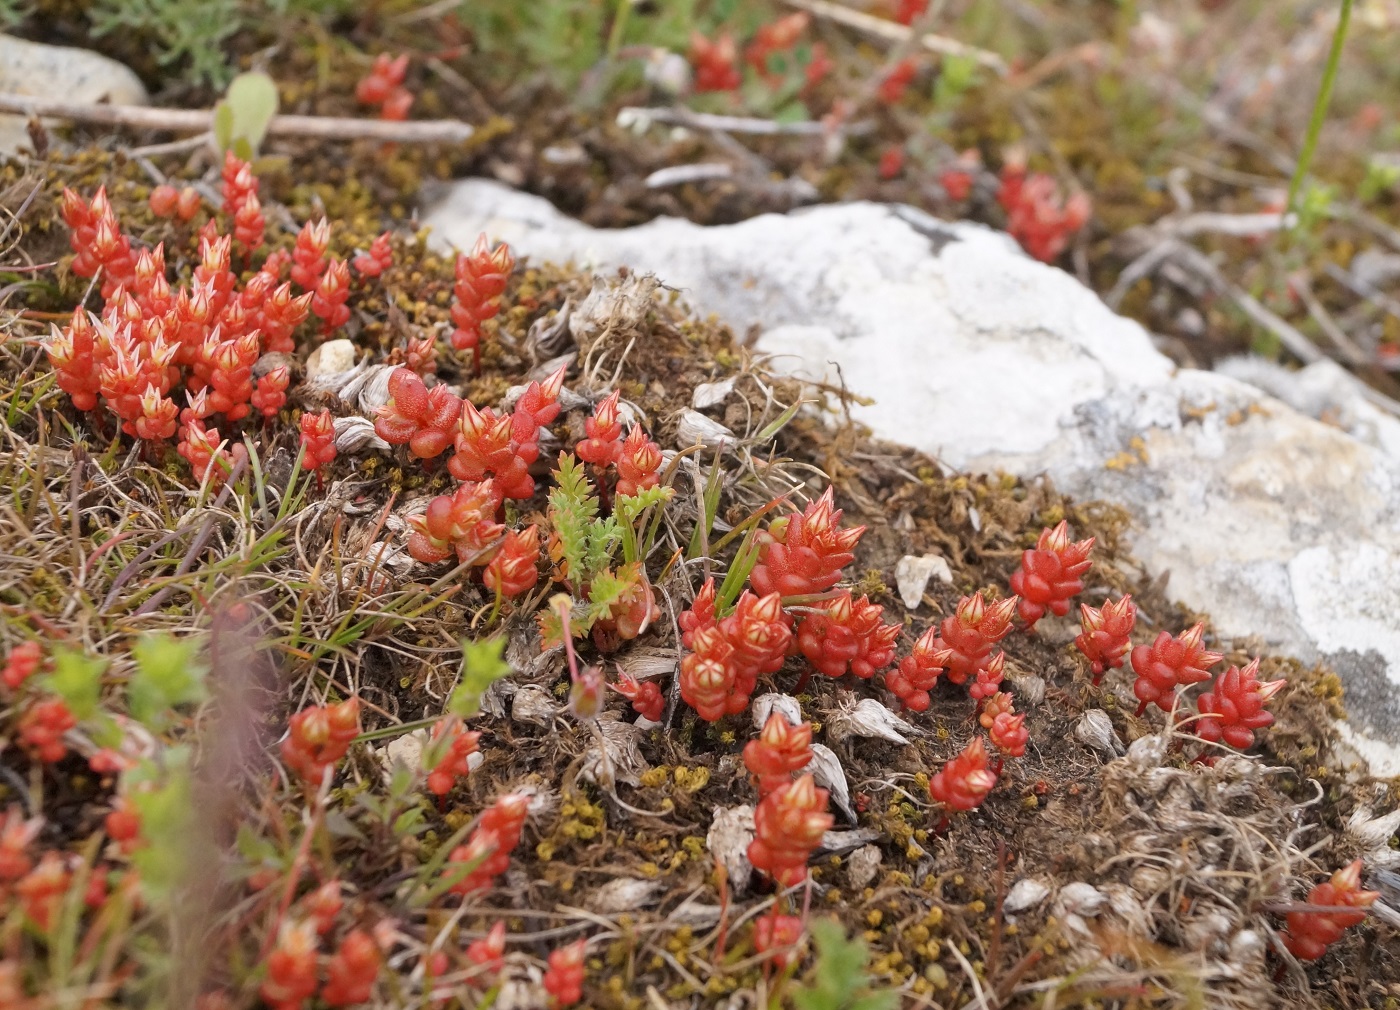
[90, 0, 244, 88]
[0, 0, 31, 30]
[213, 71, 279, 159]
[129, 633, 208, 732]
[1287, 0, 1354, 227]
[790, 919, 898, 1010]
[541, 452, 675, 643]
[447, 636, 512, 719]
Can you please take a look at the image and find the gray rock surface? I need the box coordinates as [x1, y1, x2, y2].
[0, 35, 148, 156]
[424, 180, 1400, 774]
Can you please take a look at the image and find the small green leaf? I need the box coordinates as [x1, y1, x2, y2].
[447, 638, 512, 719]
[43, 647, 107, 721]
[212, 71, 279, 157]
[128, 634, 207, 730]
[212, 102, 234, 153]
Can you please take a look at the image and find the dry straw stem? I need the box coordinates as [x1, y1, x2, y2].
[0, 93, 475, 144]
[781, 0, 1009, 75]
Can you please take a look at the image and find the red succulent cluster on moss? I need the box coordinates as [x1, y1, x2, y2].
[998, 162, 1093, 263]
[886, 628, 951, 712]
[1193, 658, 1285, 754]
[689, 32, 741, 92]
[446, 792, 530, 895]
[374, 367, 462, 461]
[747, 774, 833, 888]
[1130, 622, 1222, 716]
[928, 736, 998, 812]
[1008, 520, 1095, 631]
[355, 53, 413, 121]
[931, 594, 1018, 687]
[449, 233, 516, 371]
[795, 590, 900, 681]
[281, 699, 361, 786]
[405, 480, 506, 566]
[1075, 595, 1136, 684]
[1280, 860, 1379, 961]
[678, 582, 792, 721]
[543, 939, 586, 1007]
[744, 713, 815, 795]
[750, 488, 865, 598]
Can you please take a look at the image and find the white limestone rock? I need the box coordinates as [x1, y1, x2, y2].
[0, 36, 148, 156]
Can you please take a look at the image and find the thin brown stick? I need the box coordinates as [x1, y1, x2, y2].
[0, 93, 475, 144]
[781, 0, 1008, 75]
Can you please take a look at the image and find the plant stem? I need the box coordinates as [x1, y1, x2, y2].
[1286, 0, 1353, 227]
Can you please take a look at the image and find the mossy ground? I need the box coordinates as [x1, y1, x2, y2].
[1, 3, 1399, 1008]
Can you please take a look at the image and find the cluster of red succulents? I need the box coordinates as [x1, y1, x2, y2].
[251, 364, 290, 418]
[148, 183, 201, 222]
[744, 13, 809, 77]
[449, 233, 515, 371]
[221, 151, 264, 253]
[447, 792, 530, 895]
[425, 717, 482, 797]
[744, 713, 814, 795]
[689, 32, 741, 92]
[18, 697, 76, 764]
[885, 629, 951, 712]
[465, 921, 507, 977]
[280, 698, 361, 786]
[14, 851, 72, 931]
[483, 525, 543, 600]
[968, 650, 1006, 703]
[1280, 860, 1379, 961]
[614, 674, 663, 722]
[352, 232, 394, 279]
[927, 736, 998, 812]
[1075, 595, 1136, 685]
[878, 145, 906, 181]
[930, 593, 1018, 687]
[753, 910, 805, 969]
[0, 807, 44, 885]
[750, 488, 865, 598]
[405, 480, 505, 566]
[876, 57, 919, 104]
[1008, 520, 1095, 631]
[979, 692, 1028, 765]
[2, 641, 42, 690]
[894, 0, 929, 24]
[320, 930, 382, 1007]
[747, 774, 833, 888]
[939, 150, 981, 202]
[1130, 622, 1222, 717]
[997, 162, 1092, 263]
[263, 917, 379, 1010]
[299, 409, 338, 478]
[355, 53, 413, 121]
[679, 582, 793, 721]
[575, 390, 623, 467]
[543, 939, 586, 1007]
[795, 591, 900, 682]
[452, 364, 566, 500]
[374, 367, 462, 461]
[1193, 658, 1285, 756]
[46, 161, 380, 489]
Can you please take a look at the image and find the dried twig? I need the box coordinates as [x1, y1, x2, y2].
[618, 105, 869, 137]
[0, 93, 475, 144]
[782, 0, 1009, 75]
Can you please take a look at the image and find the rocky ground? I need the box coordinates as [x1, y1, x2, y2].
[0, 3, 1398, 1009]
